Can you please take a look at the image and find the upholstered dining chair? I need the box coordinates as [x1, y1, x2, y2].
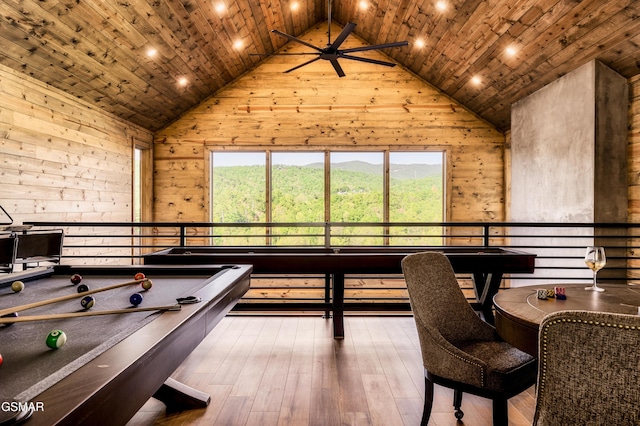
[534, 310, 640, 426]
[401, 252, 537, 426]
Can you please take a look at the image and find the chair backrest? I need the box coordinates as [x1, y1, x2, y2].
[402, 252, 495, 345]
[534, 310, 640, 426]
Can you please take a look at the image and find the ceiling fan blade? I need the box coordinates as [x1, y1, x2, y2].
[250, 52, 323, 56]
[329, 59, 346, 77]
[341, 41, 409, 53]
[340, 54, 397, 67]
[284, 56, 322, 73]
[271, 29, 324, 53]
[330, 22, 357, 50]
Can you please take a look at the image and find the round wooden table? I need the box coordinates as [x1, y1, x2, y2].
[493, 283, 640, 356]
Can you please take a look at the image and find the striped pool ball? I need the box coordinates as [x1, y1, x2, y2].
[80, 296, 95, 309]
[130, 293, 143, 306]
[46, 330, 67, 349]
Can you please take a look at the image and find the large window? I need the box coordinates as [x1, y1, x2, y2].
[211, 152, 266, 245]
[389, 152, 444, 245]
[211, 150, 444, 246]
[330, 152, 384, 245]
[272, 152, 325, 245]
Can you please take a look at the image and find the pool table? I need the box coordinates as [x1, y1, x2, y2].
[0, 264, 251, 426]
[144, 246, 536, 337]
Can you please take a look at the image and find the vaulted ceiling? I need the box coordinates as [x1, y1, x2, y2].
[2, 0, 638, 132]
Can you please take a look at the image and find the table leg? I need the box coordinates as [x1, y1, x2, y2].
[152, 377, 211, 413]
[332, 273, 345, 339]
[323, 273, 332, 319]
[472, 272, 503, 325]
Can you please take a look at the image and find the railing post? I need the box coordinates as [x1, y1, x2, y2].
[179, 226, 186, 247]
[483, 225, 490, 247]
[324, 222, 331, 248]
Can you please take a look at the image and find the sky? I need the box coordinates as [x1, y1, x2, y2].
[213, 151, 443, 166]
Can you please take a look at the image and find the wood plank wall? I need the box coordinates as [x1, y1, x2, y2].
[153, 23, 506, 245]
[0, 63, 153, 264]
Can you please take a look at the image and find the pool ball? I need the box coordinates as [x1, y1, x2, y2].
[1, 312, 18, 327]
[77, 284, 89, 293]
[0, 353, 3, 367]
[141, 279, 153, 290]
[11, 281, 24, 293]
[70, 274, 82, 285]
[46, 330, 67, 349]
[130, 293, 143, 306]
[80, 295, 95, 309]
[134, 272, 146, 280]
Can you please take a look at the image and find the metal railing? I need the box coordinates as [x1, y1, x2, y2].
[18, 221, 640, 285]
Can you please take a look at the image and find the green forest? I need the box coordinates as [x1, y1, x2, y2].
[211, 161, 443, 245]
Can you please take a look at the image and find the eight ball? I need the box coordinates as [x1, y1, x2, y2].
[77, 284, 89, 293]
[70, 274, 82, 285]
[130, 293, 143, 306]
[46, 330, 67, 349]
[80, 295, 95, 309]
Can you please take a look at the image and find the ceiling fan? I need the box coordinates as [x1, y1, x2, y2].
[253, 0, 409, 77]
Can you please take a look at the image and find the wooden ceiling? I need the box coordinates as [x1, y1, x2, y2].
[2, 0, 639, 132]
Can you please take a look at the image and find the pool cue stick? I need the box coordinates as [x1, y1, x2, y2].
[0, 278, 152, 317]
[0, 304, 181, 324]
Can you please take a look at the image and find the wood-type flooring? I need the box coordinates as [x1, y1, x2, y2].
[128, 316, 535, 426]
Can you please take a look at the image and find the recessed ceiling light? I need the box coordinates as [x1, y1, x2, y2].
[415, 39, 425, 48]
[471, 75, 482, 85]
[435, 1, 447, 11]
[178, 77, 188, 86]
[291, 1, 299, 11]
[233, 39, 244, 50]
[359, 1, 368, 10]
[146, 47, 157, 58]
[505, 46, 517, 57]
[214, 2, 225, 14]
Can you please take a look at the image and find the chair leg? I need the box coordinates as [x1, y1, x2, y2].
[453, 389, 464, 420]
[492, 396, 508, 426]
[422, 375, 435, 426]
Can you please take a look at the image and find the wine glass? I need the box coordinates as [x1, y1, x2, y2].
[584, 246, 606, 292]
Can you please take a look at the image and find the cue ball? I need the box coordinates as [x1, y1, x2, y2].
[70, 274, 82, 285]
[81, 295, 95, 309]
[130, 293, 143, 306]
[77, 284, 89, 293]
[141, 279, 153, 290]
[134, 272, 146, 280]
[11, 281, 24, 293]
[46, 330, 67, 349]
